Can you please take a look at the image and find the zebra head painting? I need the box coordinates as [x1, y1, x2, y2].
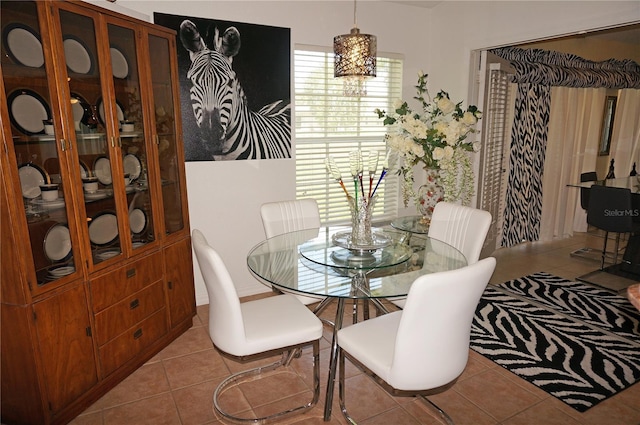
[179, 20, 291, 160]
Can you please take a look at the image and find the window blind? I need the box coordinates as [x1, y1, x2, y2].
[294, 45, 403, 225]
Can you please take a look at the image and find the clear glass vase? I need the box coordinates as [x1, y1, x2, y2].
[348, 194, 377, 246]
[416, 167, 444, 225]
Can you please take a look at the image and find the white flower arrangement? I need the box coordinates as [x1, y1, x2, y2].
[375, 72, 482, 206]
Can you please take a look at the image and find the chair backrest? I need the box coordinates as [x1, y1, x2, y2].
[389, 257, 496, 391]
[261, 199, 320, 238]
[580, 171, 598, 211]
[191, 229, 246, 354]
[587, 185, 634, 233]
[427, 202, 492, 264]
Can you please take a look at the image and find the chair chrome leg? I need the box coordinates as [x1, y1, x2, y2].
[418, 395, 455, 425]
[338, 351, 455, 425]
[213, 340, 320, 424]
[338, 347, 357, 425]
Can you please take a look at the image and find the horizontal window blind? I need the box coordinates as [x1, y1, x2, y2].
[295, 45, 403, 225]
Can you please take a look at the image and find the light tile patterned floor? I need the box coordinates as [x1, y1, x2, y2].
[71, 233, 640, 425]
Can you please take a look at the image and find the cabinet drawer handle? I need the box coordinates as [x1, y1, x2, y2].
[126, 268, 136, 278]
[133, 328, 143, 339]
[130, 299, 140, 310]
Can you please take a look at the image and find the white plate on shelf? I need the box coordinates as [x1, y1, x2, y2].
[5, 24, 44, 68]
[93, 156, 112, 185]
[129, 208, 146, 234]
[96, 249, 120, 261]
[123, 153, 141, 180]
[4, 24, 45, 68]
[84, 189, 109, 200]
[33, 198, 65, 209]
[63, 37, 92, 74]
[110, 47, 128, 78]
[89, 212, 118, 245]
[18, 163, 47, 198]
[79, 160, 89, 179]
[43, 224, 72, 261]
[49, 266, 75, 277]
[71, 93, 90, 130]
[132, 241, 146, 249]
[8, 89, 50, 135]
[31, 134, 56, 141]
[96, 98, 125, 126]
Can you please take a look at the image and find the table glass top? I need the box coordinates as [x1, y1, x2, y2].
[569, 176, 640, 193]
[247, 226, 467, 299]
[390, 215, 430, 234]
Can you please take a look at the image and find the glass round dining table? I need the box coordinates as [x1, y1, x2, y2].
[246, 226, 467, 421]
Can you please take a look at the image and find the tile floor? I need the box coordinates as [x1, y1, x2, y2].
[71, 233, 640, 425]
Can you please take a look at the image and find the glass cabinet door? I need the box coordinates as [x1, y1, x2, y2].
[57, 7, 123, 265]
[1, 1, 80, 285]
[107, 21, 156, 251]
[148, 33, 185, 236]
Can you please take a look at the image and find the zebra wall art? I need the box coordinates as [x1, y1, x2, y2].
[154, 13, 291, 161]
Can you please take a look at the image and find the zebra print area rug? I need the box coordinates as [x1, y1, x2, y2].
[470, 273, 640, 412]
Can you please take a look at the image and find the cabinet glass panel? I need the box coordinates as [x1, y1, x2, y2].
[1, 1, 78, 285]
[59, 9, 122, 264]
[108, 23, 155, 250]
[148, 34, 184, 235]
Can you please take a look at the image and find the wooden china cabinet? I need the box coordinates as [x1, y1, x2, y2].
[0, 1, 195, 424]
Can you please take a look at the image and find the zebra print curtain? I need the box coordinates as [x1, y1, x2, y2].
[491, 47, 640, 88]
[490, 46, 640, 247]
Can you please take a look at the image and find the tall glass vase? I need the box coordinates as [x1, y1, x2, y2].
[416, 167, 444, 225]
[348, 194, 377, 246]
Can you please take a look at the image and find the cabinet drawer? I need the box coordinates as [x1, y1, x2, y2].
[91, 252, 162, 312]
[94, 281, 166, 346]
[99, 309, 168, 377]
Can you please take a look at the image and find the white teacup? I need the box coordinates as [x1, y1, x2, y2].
[82, 177, 99, 193]
[121, 122, 135, 132]
[40, 184, 59, 201]
[44, 124, 55, 135]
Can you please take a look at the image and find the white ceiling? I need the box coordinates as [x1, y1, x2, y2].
[387, 1, 442, 8]
[388, 2, 639, 47]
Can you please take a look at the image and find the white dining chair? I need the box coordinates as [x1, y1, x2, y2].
[337, 257, 496, 425]
[191, 229, 322, 424]
[392, 202, 492, 308]
[260, 199, 328, 308]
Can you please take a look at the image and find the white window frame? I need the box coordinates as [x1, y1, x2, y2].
[294, 45, 403, 225]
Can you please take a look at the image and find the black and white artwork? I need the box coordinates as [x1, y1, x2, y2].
[154, 13, 291, 161]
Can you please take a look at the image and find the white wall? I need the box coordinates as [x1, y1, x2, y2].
[108, 0, 639, 305]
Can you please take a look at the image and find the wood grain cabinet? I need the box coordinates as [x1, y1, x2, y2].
[0, 1, 195, 424]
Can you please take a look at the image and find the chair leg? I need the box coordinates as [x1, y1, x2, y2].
[601, 231, 609, 270]
[613, 232, 622, 266]
[213, 340, 320, 424]
[338, 347, 357, 425]
[338, 349, 455, 425]
[418, 396, 455, 425]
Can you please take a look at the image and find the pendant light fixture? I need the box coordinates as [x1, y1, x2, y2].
[333, 0, 376, 96]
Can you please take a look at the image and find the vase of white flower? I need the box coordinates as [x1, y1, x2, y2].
[375, 71, 482, 211]
[416, 167, 444, 224]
